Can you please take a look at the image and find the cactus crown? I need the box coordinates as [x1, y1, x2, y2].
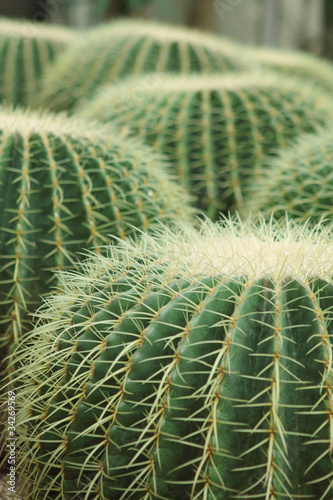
[79, 71, 333, 219]
[47, 217, 333, 282]
[0, 106, 193, 350]
[243, 127, 333, 224]
[0, 17, 77, 42]
[0, 17, 78, 105]
[34, 19, 249, 111]
[11, 219, 333, 499]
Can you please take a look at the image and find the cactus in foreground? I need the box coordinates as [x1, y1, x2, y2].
[0, 108, 193, 359]
[243, 128, 333, 225]
[0, 17, 78, 106]
[10, 218, 333, 499]
[33, 19, 250, 112]
[249, 46, 333, 94]
[78, 72, 333, 219]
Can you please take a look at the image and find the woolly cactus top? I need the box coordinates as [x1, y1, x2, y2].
[91, 18, 241, 49]
[0, 17, 77, 42]
[69, 218, 333, 283]
[243, 128, 333, 224]
[0, 106, 100, 137]
[250, 46, 333, 93]
[11, 218, 333, 499]
[80, 70, 327, 105]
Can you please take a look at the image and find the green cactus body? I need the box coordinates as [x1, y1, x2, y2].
[78, 72, 333, 220]
[12, 220, 333, 499]
[0, 108, 193, 357]
[243, 128, 333, 224]
[33, 19, 250, 112]
[249, 46, 333, 94]
[0, 17, 78, 106]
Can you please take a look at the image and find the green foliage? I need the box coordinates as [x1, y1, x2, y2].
[0, 108, 193, 359]
[11, 219, 333, 499]
[244, 128, 333, 225]
[79, 71, 333, 219]
[33, 19, 250, 112]
[0, 17, 78, 106]
[249, 46, 333, 94]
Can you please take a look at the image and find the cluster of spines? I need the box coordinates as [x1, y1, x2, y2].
[34, 18, 250, 112]
[0, 109, 193, 352]
[10, 220, 333, 499]
[78, 72, 333, 219]
[0, 17, 78, 105]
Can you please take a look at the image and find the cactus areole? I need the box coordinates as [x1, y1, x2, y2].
[0, 108, 193, 358]
[14, 220, 333, 499]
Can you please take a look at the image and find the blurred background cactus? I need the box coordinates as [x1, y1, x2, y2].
[78, 71, 333, 219]
[0, 18, 78, 106]
[32, 19, 249, 112]
[243, 128, 333, 225]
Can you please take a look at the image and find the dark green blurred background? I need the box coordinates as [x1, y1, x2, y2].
[1, 0, 333, 57]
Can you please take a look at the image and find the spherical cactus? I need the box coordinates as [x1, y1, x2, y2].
[249, 46, 333, 94]
[78, 72, 333, 220]
[11, 219, 333, 499]
[243, 128, 333, 225]
[0, 107, 193, 359]
[33, 19, 250, 112]
[0, 17, 78, 106]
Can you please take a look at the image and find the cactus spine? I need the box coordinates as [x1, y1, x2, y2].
[0, 108, 193, 359]
[34, 19, 250, 112]
[78, 72, 333, 219]
[0, 17, 78, 106]
[11, 219, 333, 499]
[243, 128, 333, 225]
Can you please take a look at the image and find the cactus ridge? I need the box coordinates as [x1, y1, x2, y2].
[34, 19, 250, 112]
[78, 71, 333, 219]
[10, 219, 333, 499]
[0, 107, 193, 355]
[243, 127, 333, 225]
[0, 17, 78, 105]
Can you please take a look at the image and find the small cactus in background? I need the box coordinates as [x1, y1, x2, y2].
[243, 128, 333, 225]
[249, 46, 333, 94]
[33, 18, 250, 112]
[0, 17, 78, 106]
[78, 72, 333, 219]
[0, 107, 193, 360]
[11, 218, 333, 499]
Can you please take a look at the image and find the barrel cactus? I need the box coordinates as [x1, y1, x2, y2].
[0, 107, 193, 360]
[243, 128, 333, 225]
[10, 218, 333, 499]
[249, 46, 333, 94]
[78, 72, 333, 219]
[33, 18, 250, 112]
[0, 17, 78, 106]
